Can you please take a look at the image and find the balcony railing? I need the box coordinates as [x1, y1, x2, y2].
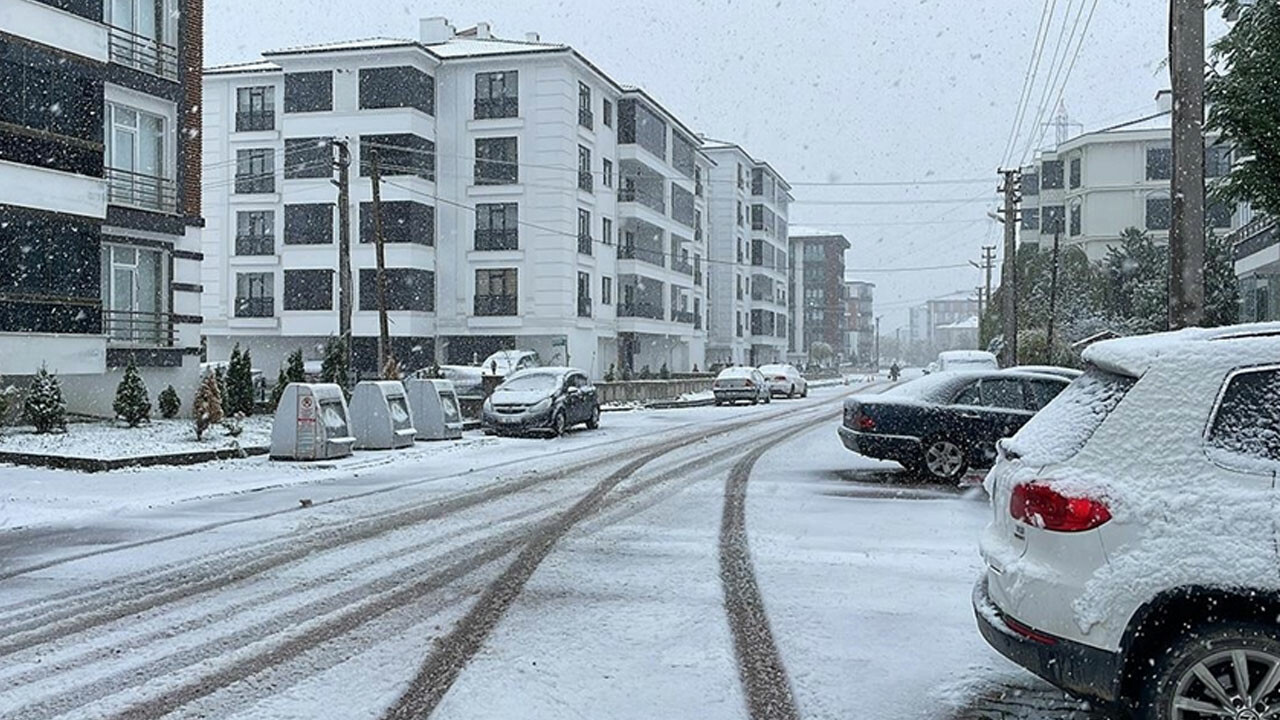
[106, 167, 178, 213]
[617, 187, 665, 214]
[619, 244, 665, 267]
[578, 234, 593, 255]
[579, 107, 594, 130]
[578, 170, 594, 192]
[474, 97, 519, 119]
[694, 313, 703, 330]
[235, 234, 274, 256]
[577, 296, 592, 318]
[235, 296, 274, 318]
[235, 110, 275, 132]
[108, 25, 178, 81]
[103, 309, 175, 346]
[618, 302, 664, 321]
[475, 228, 518, 251]
[694, 269, 703, 287]
[474, 295, 518, 316]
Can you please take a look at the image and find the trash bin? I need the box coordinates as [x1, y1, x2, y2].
[270, 383, 356, 461]
[350, 380, 416, 450]
[405, 378, 464, 440]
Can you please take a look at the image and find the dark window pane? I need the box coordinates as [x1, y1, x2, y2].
[1209, 369, 1280, 462]
[1208, 201, 1233, 229]
[1041, 160, 1064, 189]
[234, 272, 273, 317]
[474, 268, 518, 315]
[1146, 197, 1171, 230]
[475, 202, 519, 250]
[980, 379, 1026, 410]
[284, 71, 332, 113]
[672, 132, 696, 178]
[1021, 172, 1040, 197]
[1206, 145, 1232, 178]
[284, 203, 333, 244]
[1042, 205, 1065, 234]
[1146, 146, 1172, 181]
[360, 133, 434, 180]
[1021, 207, 1040, 231]
[235, 86, 275, 131]
[475, 137, 518, 185]
[616, 98, 666, 159]
[235, 210, 274, 255]
[235, 148, 275, 194]
[1070, 203, 1082, 236]
[1069, 157, 1081, 188]
[359, 65, 434, 115]
[359, 200, 434, 245]
[672, 184, 695, 228]
[283, 269, 332, 310]
[474, 71, 518, 118]
[284, 137, 332, 179]
[359, 268, 435, 312]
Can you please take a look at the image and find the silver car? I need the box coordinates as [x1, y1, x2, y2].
[713, 366, 771, 406]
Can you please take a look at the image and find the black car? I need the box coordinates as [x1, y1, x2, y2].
[838, 370, 1070, 481]
[482, 367, 600, 437]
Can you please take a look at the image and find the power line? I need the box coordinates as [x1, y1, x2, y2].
[1018, 0, 1093, 164]
[1002, 0, 1058, 167]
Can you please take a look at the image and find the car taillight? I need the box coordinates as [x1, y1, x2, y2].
[774, 376, 786, 381]
[744, 380, 753, 387]
[1009, 482, 1111, 532]
[856, 413, 875, 431]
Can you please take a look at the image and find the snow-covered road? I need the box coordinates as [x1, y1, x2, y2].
[0, 384, 1109, 719]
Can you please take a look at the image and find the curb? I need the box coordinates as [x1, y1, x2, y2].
[0, 445, 271, 473]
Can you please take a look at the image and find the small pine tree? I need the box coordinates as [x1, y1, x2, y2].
[214, 366, 228, 406]
[225, 344, 255, 417]
[638, 365, 653, 380]
[382, 354, 403, 381]
[24, 364, 66, 434]
[192, 372, 224, 441]
[270, 365, 290, 410]
[320, 337, 350, 395]
[159, 385, 181, 418]
[286, 348, 306, 383]
[112, 360, 152, 427]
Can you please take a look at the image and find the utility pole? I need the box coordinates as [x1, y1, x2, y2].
[1046, 231, 1061, 364]
[1168, 0, 1206, 328]
[330, 139, 353, 385]
[874, 315, 881, 370]
[997, 169, 1021, 367]
[974, 286, 986, 319]
[969, 244, 996, 319]
[368, 149, 391, 374]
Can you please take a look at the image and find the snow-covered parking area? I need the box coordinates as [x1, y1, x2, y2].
[0, 383, 1108, 720]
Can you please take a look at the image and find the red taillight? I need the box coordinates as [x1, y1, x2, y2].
[744, 380, 754, 387]
[774, 376, 786, 381]
[1009, 482, 1111, 532]
[856, 414, 875, 431]
[1004, 615, 1058, 645]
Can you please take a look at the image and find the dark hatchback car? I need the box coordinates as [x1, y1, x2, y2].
[482, 367, 600, 437]
[839, 370, 1070, 481]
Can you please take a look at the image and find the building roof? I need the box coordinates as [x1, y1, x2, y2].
[263, 37, 423, 56]
[937, 316, 980, 330]
[206, 59, 282, 75]
[424, 35, 566, 57]
[788, 225, 845, 239]
[699, 137, 791, 190]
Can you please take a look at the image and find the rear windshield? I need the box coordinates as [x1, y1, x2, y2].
[718, 368, 755, 379]
[1004, 367, 1136, 465]
[882, 372, 972, 403]
[500, 372, 561, 392]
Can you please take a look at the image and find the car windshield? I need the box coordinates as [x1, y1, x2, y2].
[498, 372, 562, 392]
[1004, 366, 1137, 465]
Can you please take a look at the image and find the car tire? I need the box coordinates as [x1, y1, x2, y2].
[1137, 621, 1280, 720]
[550, 410, 566, 438]
[764, 393, 772, 404]
[788, 384, 797, 399]
[920, 436, 968, 482]
[585, 404, 600, 430]
[801, 386, 808, 398]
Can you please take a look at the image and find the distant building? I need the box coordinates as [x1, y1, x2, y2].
[908, 292, 980, 357]
[844, 280, 875, 366]
[1231, 206, 1278, 322]
[789, 229, 850, 363]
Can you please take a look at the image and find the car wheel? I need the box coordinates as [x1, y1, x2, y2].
[1139, 622, 1280, 720]
[788, 384, 797, 399]
[764, 393, 772, 404]
[920, 437, 968, 482]
[550, 410, 566, 438]
[585, 404, 600, 430]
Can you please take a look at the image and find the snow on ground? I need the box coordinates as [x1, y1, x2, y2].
[0, 415, 273, 458]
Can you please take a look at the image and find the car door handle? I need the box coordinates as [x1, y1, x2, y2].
[958, 412, 982, 419]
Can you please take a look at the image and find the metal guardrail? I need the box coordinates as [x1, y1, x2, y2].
[618, 302, 664, 321]
[108, 26, 178, 81]
[578, 234, 593, 255]
[106, 167, 178, 213]
[235, 297, 274, 318]
[474, 296, 518, 316]
[235, 111, 275, 132]
[235, 235, 274, 256]
[102, 309, 175, 346]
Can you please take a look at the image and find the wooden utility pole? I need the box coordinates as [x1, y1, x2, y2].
[368, 149, 391, 373]
[874, 316, 881, 370]
[1168, 0, 1206, 328]
[331, 139, 353, 384]
[1046, 231, 1061, 364]
[997, 169, 1021, 366]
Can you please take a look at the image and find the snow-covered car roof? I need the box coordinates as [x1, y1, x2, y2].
[717, 366, 758, 378]
[938, 350, 997, 362]
[1083, 322, 1280, 377]
[758, 363, 795, 373]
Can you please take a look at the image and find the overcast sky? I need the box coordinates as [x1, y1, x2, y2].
[206, 0, 1226, 332]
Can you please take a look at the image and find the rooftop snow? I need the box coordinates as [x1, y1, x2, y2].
[425, 37, 566, 57]
[206, 60, 281, 74]
[788, 225, 845, 238]
[263, 37, 422, 56]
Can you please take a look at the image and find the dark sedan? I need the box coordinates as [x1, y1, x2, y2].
[482, 367, 600, 437]
[838, 370, 1070, 481]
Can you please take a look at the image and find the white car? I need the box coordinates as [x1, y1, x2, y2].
[713, 366, 771, 405]
[759, 363, 808, 398]
[937, 349, 999, 372]
[975, 323, 1280, 718]
[480, 349, 540, 377]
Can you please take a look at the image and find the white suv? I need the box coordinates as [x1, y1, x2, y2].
[975, 324, 1280, 719]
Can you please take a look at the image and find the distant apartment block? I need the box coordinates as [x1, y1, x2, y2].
[788, 229, 850, 362]
[845, 280, 875, 366]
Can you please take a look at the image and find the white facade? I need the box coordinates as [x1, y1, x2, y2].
[202, 21, 712, 378]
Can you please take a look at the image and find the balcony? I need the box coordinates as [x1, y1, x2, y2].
[619, 243, 664, 267]
[577, 296, 592, 318]
[103, 310, 174, 346]
[671, 259, 693, 276]
[235, 110, 275, 133]
[474, 295, 518, 316]
[694, 313, 703, 330]
[617, 187, 664, 214]
[618, 302, 664, 321]
[578, 234, 593, 255]
[107, 167, 177, 214]
[475, 228, 518, 251]
[235, 234, 274, 256]
[108, 26, 178, 82]
[578, 170, 594, 193]
[235, 296, 274, 318]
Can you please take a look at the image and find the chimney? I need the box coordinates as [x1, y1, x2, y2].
[525, 31, 540, 42]
[419, 16, 455, 45]
[1155, 89, 1173, 113]
[475, 21, 491, 39]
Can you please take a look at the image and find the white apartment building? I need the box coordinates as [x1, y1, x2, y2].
[703, 141, 791, 367]
[1021, 93, 1230, 261]
[0, 0, 204, 416]
[201, 19, 710, 378]
[1231, 202, 1279, 323]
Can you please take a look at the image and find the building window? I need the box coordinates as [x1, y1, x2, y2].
[284, 71, 332, 113]
[105, 0, 178, 79]
[1069, 201, 1082, 236]
[1206, 145, 1232, 178]
[695, 166, 703, 196]
[235, 272, 273, 317]
[1208, 200, 1233, 229]
[101, 243, 164, 343]
[737, 201, 744, 227]
[359, 66, 434, 115]
[736, 311, 743, 337]
[602, 276, 613, 305]
[359, 268, 434, 312]
[235, 210, 274, 255]
[577, 271, 592, 317]
[235, 148, 274, 194]
[602, 98, 613, 128]
[475, 268, 518, 316]
[751, 167, 764, 195]
[1041, 205, 1065, 234]
[284, 137, 332, 179]
[736, 275, 743, 300]
[359, 200, 434, 245]
[672, 133, 696, 178]
[672, 184, 695, 227]
[602, 158, 613, 188]
[578, 208, 592, 255]
[106, 103, 173, 212]
[1021, 207, 1039, 231]
[1021, 172, 1040, 197]
[616, 98, 667, 160]
[578, 82, 594, 129]
[0, 39, 102, 175]
[236, 86, 274, 131]
[361, 134, 434, 181]
[284, 203, 333, 244]
[1069, 157, 1081, 189]
[475, 137, 518, 185]
[578, 145, 593, 191]
[475, 203, 518, 250]
[1040, 160, 1064, 189]
[602, 217, 613, 246]
[1146, 145, 1172, 181]
[475, 70, 518, 119]
[1146, 195, 1171, 230]
[283, 269, 333, 310]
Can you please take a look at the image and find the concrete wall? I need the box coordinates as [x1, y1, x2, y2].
[59, 355, 202, 419]
[594, 378, 711, 404]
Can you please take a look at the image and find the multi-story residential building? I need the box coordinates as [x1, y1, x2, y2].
[907, 292, 980, 356]
[703, 141, 791, 367]
[1231, 203, 1278, 322]
[845, 280, 875, 366]
[201, 19, 709, 378]
[0, 0, 205, 415]
[1021, 92, 1230, 261]
[789, 229, 850, 361]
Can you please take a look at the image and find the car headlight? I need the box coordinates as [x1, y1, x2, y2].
[530, 397, 553, 414]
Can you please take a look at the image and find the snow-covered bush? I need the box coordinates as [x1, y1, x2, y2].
[658, 363, 671, 380]
[222, 411, 244, 437]
[320, 337, 350, 396]
[24, 364, 66, 434]
[193, 373, 224, 441]
[158, 385, 181, 418]
[112, 360, 152, 427]
[382, 355, 403, 381]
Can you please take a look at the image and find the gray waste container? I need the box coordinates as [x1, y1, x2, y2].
[405, 378, 464, 440]
[350, 380, 416, 450]
[270, 383, 356, 461]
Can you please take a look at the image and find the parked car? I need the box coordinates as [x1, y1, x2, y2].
[481, 367, 599, 437]
[838, 370, 1069, 481]
[976, 324, 1280, 719]
[480, 349, 540, 377]
[937, 349, 999, 372]
[759, 363, 808, 398]
[713, 367, 771, 406]
[1003, 364, 1084, 380]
